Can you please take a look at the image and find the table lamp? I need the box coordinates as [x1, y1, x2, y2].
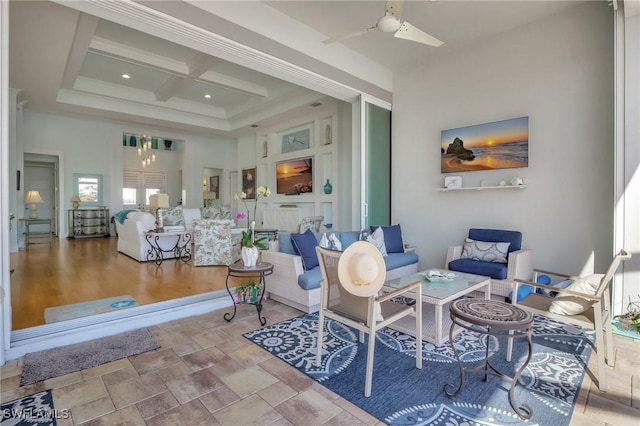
[149, 193, 170, 232]
[70, 195, 81, 209]
[25, 190, 44, 219]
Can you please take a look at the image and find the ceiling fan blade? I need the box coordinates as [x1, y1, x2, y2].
[323, 26, 377, 44]
[385, 0, 405, 19]
[394, 21, 443, 47]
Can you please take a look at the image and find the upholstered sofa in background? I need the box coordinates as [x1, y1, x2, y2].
[113, 205, 233, 262]
[163, 204, 231, 230]
[113, 211, 185, 261]
[261, 226, 418, 312]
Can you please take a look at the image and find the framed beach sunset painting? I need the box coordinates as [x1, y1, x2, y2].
[441, 116, 529, 173]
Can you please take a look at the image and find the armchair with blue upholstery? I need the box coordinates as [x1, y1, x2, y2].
[445, 228, 533, 300]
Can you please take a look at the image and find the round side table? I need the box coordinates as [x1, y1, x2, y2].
[224, 261, 274, 326]
[444, 298, 534, 420]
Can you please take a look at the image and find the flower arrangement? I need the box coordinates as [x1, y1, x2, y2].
[234, 280, 265, 304]
[234, 185, 271, 249]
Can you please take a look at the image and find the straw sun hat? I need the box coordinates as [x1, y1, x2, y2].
[337, 241, 387, 297]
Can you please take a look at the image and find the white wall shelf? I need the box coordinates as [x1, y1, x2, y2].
[437, 185, 528, 192]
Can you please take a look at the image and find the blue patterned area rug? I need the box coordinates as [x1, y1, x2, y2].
[244, 312, 594, 425]
[0, 389, 61, 425]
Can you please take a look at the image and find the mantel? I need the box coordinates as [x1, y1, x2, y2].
[437, 185, 528, 192]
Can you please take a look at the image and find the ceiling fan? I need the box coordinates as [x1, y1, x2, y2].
[323, 0, 443, 47]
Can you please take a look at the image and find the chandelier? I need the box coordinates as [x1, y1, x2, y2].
[138, 134, 156, 168]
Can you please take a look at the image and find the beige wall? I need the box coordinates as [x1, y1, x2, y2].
[392, 2, 615, 274]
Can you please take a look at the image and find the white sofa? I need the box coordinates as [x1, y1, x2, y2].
[114, 211, 187, 261]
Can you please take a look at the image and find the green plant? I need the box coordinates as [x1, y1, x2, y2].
[235, 280, 263, 303]
[241, 230, 267, 250]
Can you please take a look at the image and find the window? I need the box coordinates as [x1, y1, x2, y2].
[123, 170, 166, 207]
[73, 174, 103, 207]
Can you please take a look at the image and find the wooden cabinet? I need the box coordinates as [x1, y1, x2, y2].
[68, 209, 110, 238]
[262, 207, 314, 232]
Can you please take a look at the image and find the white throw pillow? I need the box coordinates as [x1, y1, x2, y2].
[319, 232, 343, 251]
[461, 238, 510, 263]
[366, 227, 387, 256]
[549, 274, 604, 315]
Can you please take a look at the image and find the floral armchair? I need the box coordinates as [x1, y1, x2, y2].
[191, 219, 242, 266]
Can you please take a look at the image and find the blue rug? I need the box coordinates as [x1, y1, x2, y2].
[0, 389, 59, 425]
[244, 312, 594, 425]
[44, 295, 138, 323]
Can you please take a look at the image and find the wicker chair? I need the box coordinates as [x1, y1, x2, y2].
[315, 242, 423, 397]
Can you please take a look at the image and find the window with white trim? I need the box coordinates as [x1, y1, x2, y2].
[122, 170, 166, 208]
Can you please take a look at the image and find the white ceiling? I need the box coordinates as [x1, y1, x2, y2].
[8, 0, 588, 138]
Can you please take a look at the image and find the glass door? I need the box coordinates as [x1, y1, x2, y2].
[361, 99, 392, 228]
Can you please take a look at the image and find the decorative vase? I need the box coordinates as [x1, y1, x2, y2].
[163, 140, 173, 150]
[241, 246, 259, 267]
[324, 179, 333, 194]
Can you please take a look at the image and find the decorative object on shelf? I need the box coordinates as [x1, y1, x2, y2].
[276, 158, 313, 195]
[128, 135, 137, 147]
[324, 179, 333, 194]
[149, 193, 170, 232]
[281, 126, 311, 154]
[25, 190, 44, 219]
[70, 195, 81, 209]
[510, 177, 524, 186]
[138, 134, 156, 168]
[499, 180, 507, 186]
[441, 116, 529, 173]
[164, 139, 173, 150]
[444, 176, 462, 189]
[324, 123, 332, 145]
[235, 186, 271, 254]
[242, 167, 257, 199]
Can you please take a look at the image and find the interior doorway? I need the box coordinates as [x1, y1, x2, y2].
[22, 154, 59, 247]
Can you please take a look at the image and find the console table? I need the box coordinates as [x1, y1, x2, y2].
[144, 230, 192, 265]
[19, 218, 52, 250]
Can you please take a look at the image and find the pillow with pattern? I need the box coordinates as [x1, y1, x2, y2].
[319, 232, 342, 251]
[460, 238, 510, 263]
[163, 206, 184, 226]
[365, 226, 387, 256]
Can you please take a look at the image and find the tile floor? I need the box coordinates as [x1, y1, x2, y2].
[1, 299, 639, 425]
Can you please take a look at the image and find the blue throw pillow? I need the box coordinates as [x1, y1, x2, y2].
[291, 229, 319, 271]
[370, 224, 404, 253]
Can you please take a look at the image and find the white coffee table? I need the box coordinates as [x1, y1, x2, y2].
[383, 269, 491, 346]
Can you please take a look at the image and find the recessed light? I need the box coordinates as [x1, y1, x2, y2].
[204, 94, 212, 99]
[122, 74, 130, 79]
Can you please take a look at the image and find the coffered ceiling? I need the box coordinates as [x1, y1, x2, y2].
[8, 0, 589, 138]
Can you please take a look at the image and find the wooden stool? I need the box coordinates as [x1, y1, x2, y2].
[444, 298, 534, 420]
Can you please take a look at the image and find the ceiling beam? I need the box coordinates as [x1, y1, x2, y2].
[61, 13, 100, 90]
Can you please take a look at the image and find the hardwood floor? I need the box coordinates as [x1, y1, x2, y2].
[9, 236, 248, 330]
